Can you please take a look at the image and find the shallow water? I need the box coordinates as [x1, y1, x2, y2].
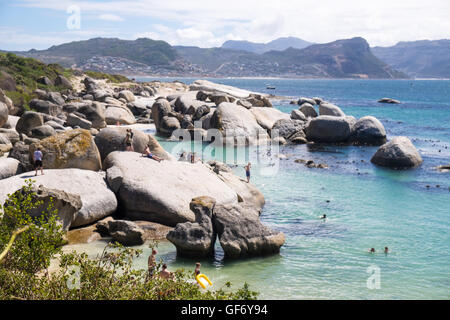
[68, 79, 450, 299]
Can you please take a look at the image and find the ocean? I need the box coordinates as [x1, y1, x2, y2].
[67, 78, 450, 299]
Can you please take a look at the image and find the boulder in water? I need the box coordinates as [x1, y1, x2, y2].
[371, 136, 423, 168]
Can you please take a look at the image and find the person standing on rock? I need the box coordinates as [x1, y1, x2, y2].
[244, 162, 251, 183]
[147, 249, 158, 278]
[33, 147, 44, 176]
[124, 129, 134, 152]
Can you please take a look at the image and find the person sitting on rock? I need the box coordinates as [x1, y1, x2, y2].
[159, 264, 174, 280]
[142, 145, 163, 162]
[33, 147, 44, 176]
[124, 129, 134, 151]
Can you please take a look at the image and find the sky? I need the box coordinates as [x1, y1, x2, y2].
[0, 0, 449, 51]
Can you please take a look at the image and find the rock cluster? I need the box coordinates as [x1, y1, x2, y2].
[167, 197, 285, 259]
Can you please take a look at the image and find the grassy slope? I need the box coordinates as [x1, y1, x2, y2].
[0, 52, 130, 110]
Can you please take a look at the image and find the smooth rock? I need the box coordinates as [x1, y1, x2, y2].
[319, 102, 345, 117]
[16, 111, 44, 136]
[166, 196, 217, 258]
[0, 169, 117, 227]
[29, 129, 102, 171]
[213, 203, 285, 259]
[0, 158, 21, 180]
[94, 126, 170, 162]
[299, 103, 318, 118]
[210, 102, 269, 146]
[350, 116, 387, 145]
[103, 152, 240, 226]
[305, 115, 353, 142]
[371, 136, 423, 168]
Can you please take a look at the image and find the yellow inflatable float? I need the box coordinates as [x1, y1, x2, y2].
[196, 274, 212, 289]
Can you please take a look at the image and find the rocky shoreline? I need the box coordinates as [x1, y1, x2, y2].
[0, 75, 427, 259]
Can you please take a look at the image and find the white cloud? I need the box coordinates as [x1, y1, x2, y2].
[98, 14, 124, 22]
[11, 0, 450, 48]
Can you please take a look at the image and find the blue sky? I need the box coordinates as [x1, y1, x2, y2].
[1, 0, 449, 51]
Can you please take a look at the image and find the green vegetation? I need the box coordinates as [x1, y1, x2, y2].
[84, 70, 130, 83]
[0, 180, 258, 300]
[0, 52, 73, 110]
[27, 37, 178, 67]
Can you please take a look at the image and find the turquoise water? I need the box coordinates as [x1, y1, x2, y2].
[75, 79, 450, 299]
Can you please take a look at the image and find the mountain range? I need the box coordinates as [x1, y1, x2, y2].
[10, 36, 449, 79]
[221, 37, 314, 54]
[372, 39, 450, 78]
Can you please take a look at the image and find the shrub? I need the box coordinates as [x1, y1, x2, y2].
[0, 182, 259, 300]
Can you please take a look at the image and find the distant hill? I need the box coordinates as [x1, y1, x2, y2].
[221, 37, 314, 54]
[178, 37, 407, 78]
[372, 40, 450, 78]
[18, 37, 179, 68]
[13, 36, 407, 79]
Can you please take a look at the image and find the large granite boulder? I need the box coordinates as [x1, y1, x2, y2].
[30, 124, 55, 139]
[319, 102, 345, 117]
[55, 75, 73, 89]
[213, 203, 285, 259]
[94, 127, 170, 162]
[107, 220, 145, 246]
[16, 111, 44, 136]
[46, 92, 65, 106]
[0, 102, 9, 127]
[210, 102, 269, 146]
[0, 158, 21, 180]
[166, 196, 217, 258]
[105, 105, 136, 125]
[305, 115, 353, 143]
[371, 136, 423, 168]
[77, 102, 107, 129]
[118, 90, 135, 103]
[298, 97, 317, 106]
[159, 116, 181, 136]
[29, 99, 60, 116]
[250, 107, 290, 130]
[207, 160, 265, 212]
[350, 116, 387, 145]
[0, 169, 117, 227]
[6, 185, 82, 231]
[66, 113, 92, 130]
[290, 109, 307, 121]
[0, 128, 20, 145]
[29, 129, 102, 171]
[299, 103, 318, 118]
[7, 141, 33, 172]
[271, 119, 307, 140]
[0, 89, 18, 115]
[103, 152, 241, 226]
[151, 98, 171, 127]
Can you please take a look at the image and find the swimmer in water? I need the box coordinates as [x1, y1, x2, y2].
[320, 214, 327, 220]
[384, 247, 389, 254]
[369, 248, 375, 254]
